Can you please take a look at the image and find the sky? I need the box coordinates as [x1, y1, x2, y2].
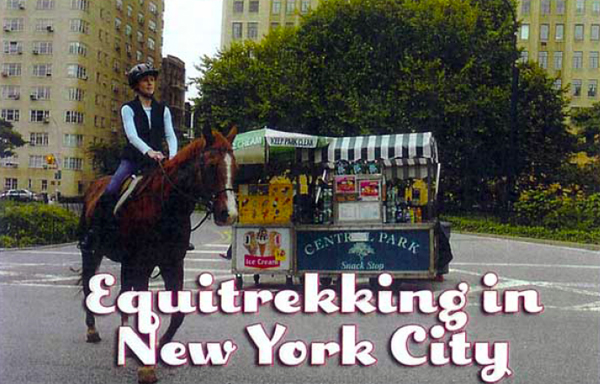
[162, 0, 223, 101]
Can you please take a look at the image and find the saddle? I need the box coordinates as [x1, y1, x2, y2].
[113, 175, 144, 215]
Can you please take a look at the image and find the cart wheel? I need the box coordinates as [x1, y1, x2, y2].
[253, 274, 260, 285]
[235, 275, 243, 290]
[320, 277, 332, 287]
[434, 274, 444, 282]
[285, 276, 293, 287]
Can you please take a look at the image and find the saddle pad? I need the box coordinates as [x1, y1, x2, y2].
[113, 176, 144, 215]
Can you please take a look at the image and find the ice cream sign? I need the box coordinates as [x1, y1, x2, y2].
[235, 227, 292, 271]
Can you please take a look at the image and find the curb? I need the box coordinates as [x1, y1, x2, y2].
[453, 231, 600, 252]
[0, 241, 79, 253]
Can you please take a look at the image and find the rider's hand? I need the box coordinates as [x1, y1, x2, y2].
[146, 150, 165, 162]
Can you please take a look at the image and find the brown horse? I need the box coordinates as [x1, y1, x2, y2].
[80, 127, 237, 383]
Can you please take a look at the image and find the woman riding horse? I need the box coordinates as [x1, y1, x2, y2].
[79, 63, 178, 252]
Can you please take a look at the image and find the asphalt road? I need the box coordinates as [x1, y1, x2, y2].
[0, 217, 599, 384]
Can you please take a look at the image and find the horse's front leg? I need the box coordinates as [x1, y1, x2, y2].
[158, 258, 185, 348]
[81, 249, 103, 343]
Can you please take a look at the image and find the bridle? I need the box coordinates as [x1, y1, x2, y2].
[157, 147, 235, 231]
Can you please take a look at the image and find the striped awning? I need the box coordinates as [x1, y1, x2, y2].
[299, 132, 438, 166]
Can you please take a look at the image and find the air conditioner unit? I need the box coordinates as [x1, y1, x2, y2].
[17, 50, 23, 55]
[46, 26, 54, 33]
[12, 94, 19, 100]
[3, 26, 11, 32]
[43, 117, 50, 124]
[1, 72, 8, 77]
[81, 75, 88, 80]
[33, 49, 39, 55]
[19, 3, 25, 9]
[30, 94, 38, 100]
[46, 72, 52, 77]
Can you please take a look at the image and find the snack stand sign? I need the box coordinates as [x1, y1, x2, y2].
[234, 226, 292, 272]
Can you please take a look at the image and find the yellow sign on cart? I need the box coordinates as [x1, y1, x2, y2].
[238, 182, 293, 224]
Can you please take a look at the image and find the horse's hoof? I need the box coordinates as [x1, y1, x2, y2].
[138, 366, 158, 384]
[86, 328, 101, 343]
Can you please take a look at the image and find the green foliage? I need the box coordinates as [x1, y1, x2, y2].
[443, 214, 600, 245]
[86, 135, 124, 176]
[0, 201, 79, 248]
[514, 188, 600, 230]
[194, 0, 576, 208]
[0, 119, 25, 158]
[571, 102, 600, 158]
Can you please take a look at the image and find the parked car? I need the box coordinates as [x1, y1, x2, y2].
[0, 189, 36, 202]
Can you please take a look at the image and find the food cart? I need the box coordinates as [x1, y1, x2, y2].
[231, 129, 450, 288]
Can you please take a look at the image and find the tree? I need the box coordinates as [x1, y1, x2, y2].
[86, 136, 124, 176]
[193, 0, 575, 207]
[0, 119, 25, 158]
[571, 102, 600, 159]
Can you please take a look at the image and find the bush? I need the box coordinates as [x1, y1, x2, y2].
[0, 201, 79, 248]
[514, 187, 600, 231]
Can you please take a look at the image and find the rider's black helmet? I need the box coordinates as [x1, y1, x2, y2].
[127, 63, 159, 89]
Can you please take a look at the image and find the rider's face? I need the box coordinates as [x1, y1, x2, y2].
[137, 75, 156, 95]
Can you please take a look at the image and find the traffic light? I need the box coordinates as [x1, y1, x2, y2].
[45, 154, 55, 165]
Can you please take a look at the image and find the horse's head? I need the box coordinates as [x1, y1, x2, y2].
[200, 126, 238, 226]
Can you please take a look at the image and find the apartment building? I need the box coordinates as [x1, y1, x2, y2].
[160, 54, 186, 134]
[0, 0, 165, 196]
[221, 0, 319, 49]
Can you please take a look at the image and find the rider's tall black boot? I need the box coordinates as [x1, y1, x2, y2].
[78, 194, 118, 252]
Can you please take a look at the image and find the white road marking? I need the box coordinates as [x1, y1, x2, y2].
[452, 262, 600, 270]
[454, 234, 600, 255]
[187, 250, 223, 255]
[185, 258, 229, 263]
[205, 244, 230, 248]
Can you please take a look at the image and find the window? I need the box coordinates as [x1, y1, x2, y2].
[41, 180, 48, 191]
[125, 24, 132, 37]
[272, 0, 280, 14]
[575, 24, 584, 41]
[3, 41, 23, 54]
[65, 111, 84, 124]
[29, 156, 44, 169]
[6, 0, 22, 10]
[33, 41, 52, 55]
[541, 0, 550, 15]
[36, 0, 54, 10]
[521, 0, 531, 14]
[592, 25, 600, 41]
[148, 37, 155, 50]
[589, 80, 598, 97]
[594, 1, 600, 15]
[573, 79, 582, 96]
[30, 110, 50, 122]
[520, 51, 529, 63]
[71, 0, 89, 11]
[286, 0, 295, 14]
[137, 31, 144, 42]
[0, 109, 20, 122]
[116, 0, 123, 10]
[4, 179, 18, 190]
[149, 19, 157, 32]
[3, 18, 24, 31]
[553, 79, 562, 90]
[538, 51, 548, 69]
[271, 22, 280, 29]
[114, 38, 121, 52]
[136, 50, 143, 61]
[555, 24, 564, 41]
[248, 22, 258, 39]
[149, 1, 158, 14]
[31, 86, 51, 100]
[68, 41, 88, 56]
[30, 133, 49, 147]
[573, 51, 584, 68]
[591, 52, 599, 69]
[301, 0, 310, 13]
[576, 0, 585, 14]
[233, 1, 243, 13]
[2, 63, 22, 76]
[127, 5, 133, 17]
[540, 24, 549, 41]
[67, 64, 87, 79]
[554, 51, 563, 69]
[63, 157, 83, 171]
[64, 134, 84, 147]
[70, 19, 90, 34]
[33, 64, 52, 77]
[1, 85, 20, 100]
[115, 17, 122, 31]
[520, 24, 529, 40]
[147, 56, 154, 66]
[34, 19, 54, 32]
[137, 12, 144, 25]
[556, 0, 565, 14]
[249, 1, 259, 12]
[232, 22, 242, 40]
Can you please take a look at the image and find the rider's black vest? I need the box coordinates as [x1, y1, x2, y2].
[121, 97, 166, 164]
